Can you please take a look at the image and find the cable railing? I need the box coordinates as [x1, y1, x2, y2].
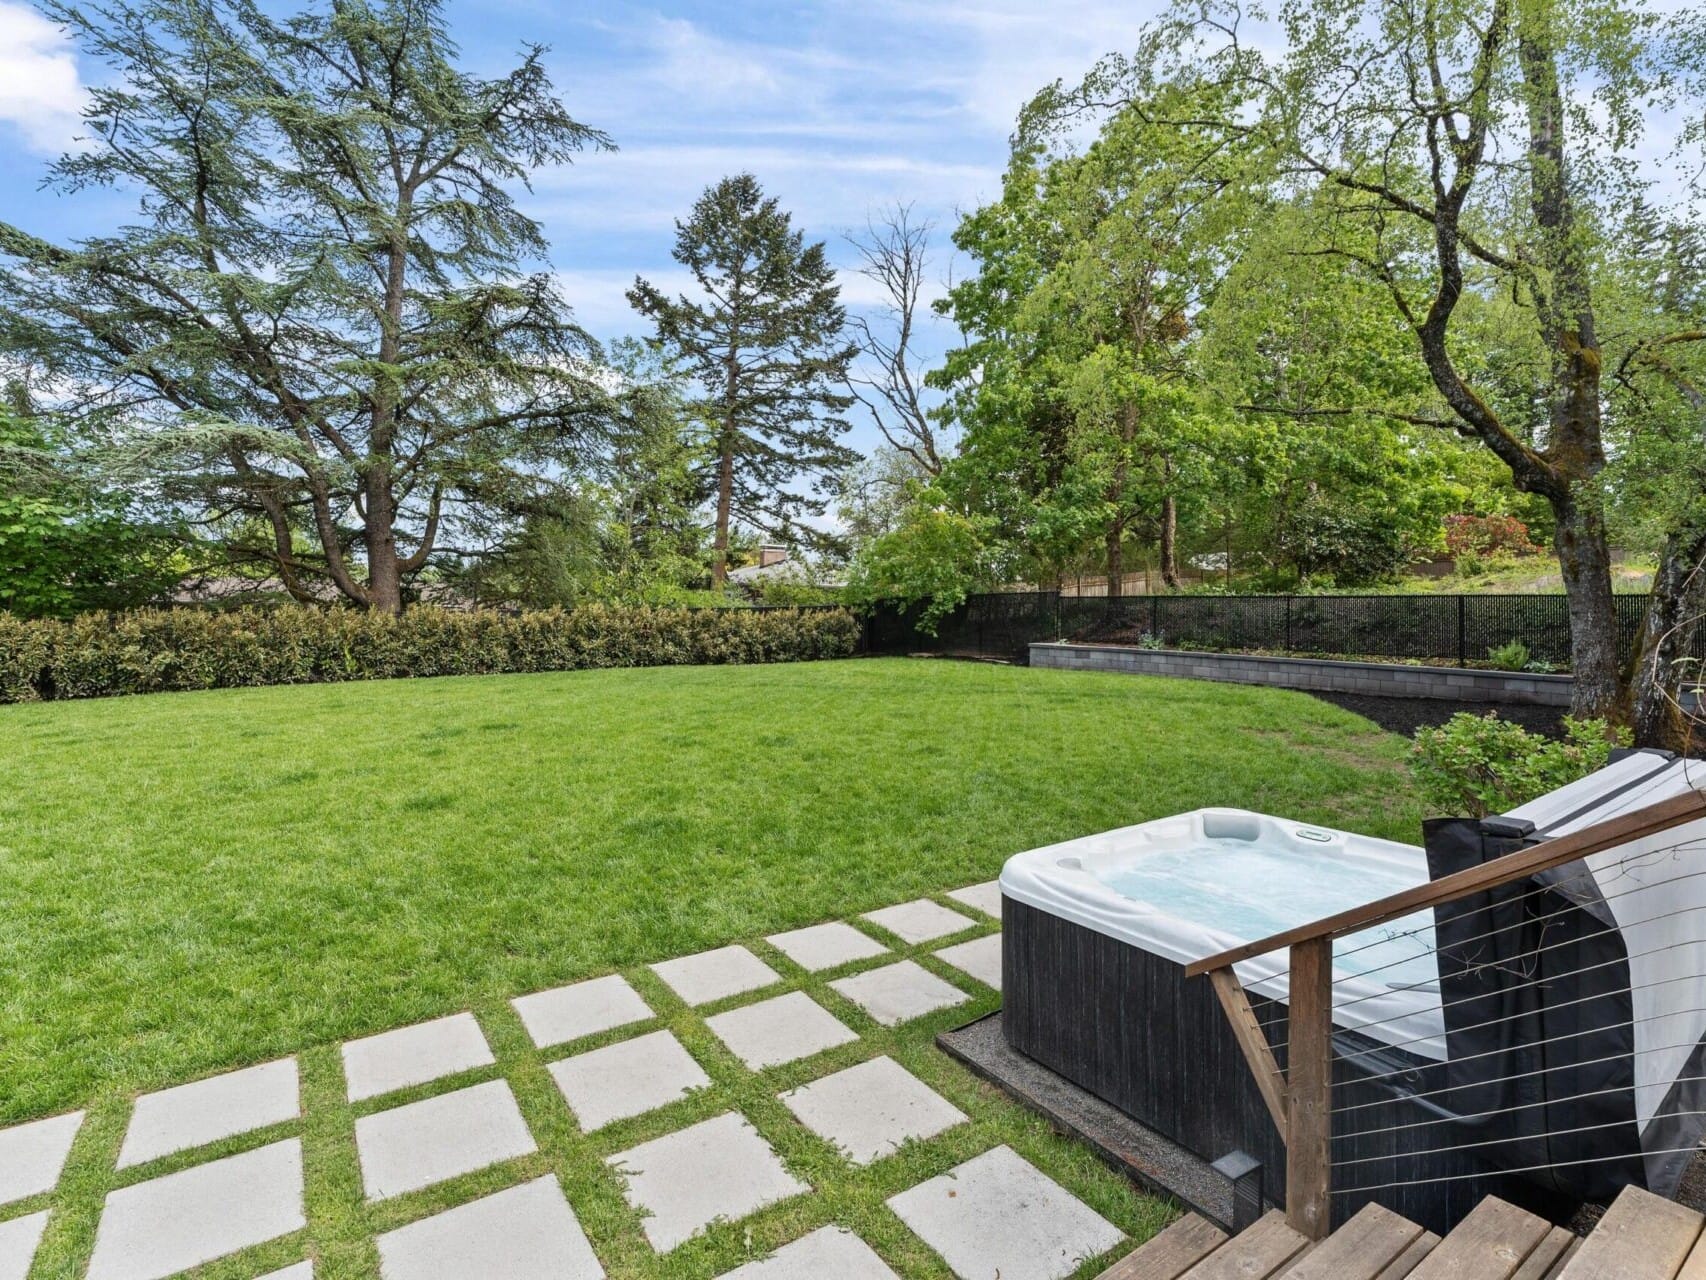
[1184, 789, 1706, 1240]
[1249, 852, 1706, 1047]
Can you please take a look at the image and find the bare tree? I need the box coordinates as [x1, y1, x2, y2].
[844, 206, 946, 478]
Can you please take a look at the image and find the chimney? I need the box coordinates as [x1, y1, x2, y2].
[757, 544, 788, 568]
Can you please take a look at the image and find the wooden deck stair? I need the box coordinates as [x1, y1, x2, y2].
[1098, 1184, 1706, 1280]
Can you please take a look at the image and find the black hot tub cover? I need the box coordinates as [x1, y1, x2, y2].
[1425, 751, 1706, 1201]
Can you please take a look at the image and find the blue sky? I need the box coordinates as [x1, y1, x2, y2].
[0, 0, 1157, 455]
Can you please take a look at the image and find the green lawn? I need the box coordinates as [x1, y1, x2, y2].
[1, 658, 1426, 1278]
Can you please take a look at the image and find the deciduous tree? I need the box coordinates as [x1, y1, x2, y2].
[1040, 0, 1706, 734]
[843, 205, 947, 478]
[0, 395, 180, 617]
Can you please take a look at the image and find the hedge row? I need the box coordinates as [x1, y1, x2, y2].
[0, 604, 863, 703]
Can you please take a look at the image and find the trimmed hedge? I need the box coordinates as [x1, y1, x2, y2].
[0, 604, 863, 703]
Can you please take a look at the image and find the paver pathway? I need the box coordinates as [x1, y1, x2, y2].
[1, 879, 1140, 1279]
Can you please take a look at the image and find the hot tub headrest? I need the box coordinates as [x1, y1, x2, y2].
[1202, 810, 1263, 842]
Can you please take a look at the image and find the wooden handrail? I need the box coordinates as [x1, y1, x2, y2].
[1190, 787, 1706, 1241]
[1183, 789, 1706, 978]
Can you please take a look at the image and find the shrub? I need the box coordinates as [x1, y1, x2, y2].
[1454, 550, 1488, 578]
[749, 575, 845, 608]
[0, 611, 58, 702]
[1444, 513, 1546, 560]
[1487, 639, 1531, 671]
[1284, 506, 1409, 587]
[845, 508, 1003, 633]
[0, 603, 863, 704]
[1409, 712, 1631, 817]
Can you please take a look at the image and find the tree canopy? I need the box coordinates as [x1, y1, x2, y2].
[0, 0, 612, 612]
[0, 393, 181, 617]
[961, 0, 1706, 736]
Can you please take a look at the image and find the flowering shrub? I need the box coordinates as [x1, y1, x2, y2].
[0, 603, 861, 703]
[1409, 712, 1629, 817]
[1444, 513, 1546, 560]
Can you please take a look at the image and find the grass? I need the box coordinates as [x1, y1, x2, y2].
[1, 657, 1427, 1278]
[1400, 557, 1656, 595]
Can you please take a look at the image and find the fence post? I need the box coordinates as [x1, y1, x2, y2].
[1285, 597, 1293, 653]
[1286, 937, 1333, 1241]
[1151, 594, 1160, 641]
[1457, 596, 1467, 668]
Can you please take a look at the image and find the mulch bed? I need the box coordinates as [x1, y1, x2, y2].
[1306, 691, 1571, 739]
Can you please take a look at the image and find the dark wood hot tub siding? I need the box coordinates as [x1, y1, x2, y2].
[1000, 898, 1574, 1235]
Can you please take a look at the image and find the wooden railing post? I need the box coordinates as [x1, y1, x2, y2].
[1286, 937, 1333, 1240]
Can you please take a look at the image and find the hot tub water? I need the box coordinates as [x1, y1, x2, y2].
[1094, 837, 1440, 992]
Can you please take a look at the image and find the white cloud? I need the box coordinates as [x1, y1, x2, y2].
[869, 0, 1172, 132]
[627, 16, 789, 105]
[513, 5, 1160, 366]
[0, 2, 85, 155]
[569, 12, 883, 126]
[526, 142, 999, 255]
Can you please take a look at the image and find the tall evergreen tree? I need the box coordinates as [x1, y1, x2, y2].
[629, 174, 857, 587]
[0, 0, 611, 613]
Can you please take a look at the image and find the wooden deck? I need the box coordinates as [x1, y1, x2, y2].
[1099, 1184, 1706, 1280]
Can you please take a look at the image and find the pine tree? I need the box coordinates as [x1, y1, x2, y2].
[629, 174, 858, 587]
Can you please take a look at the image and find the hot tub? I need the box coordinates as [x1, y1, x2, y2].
[1001, 809, 1447, 1058]
[998, 807, 1571, 1233]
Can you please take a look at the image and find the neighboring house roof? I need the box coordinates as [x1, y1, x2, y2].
[725, 559, 845, 589]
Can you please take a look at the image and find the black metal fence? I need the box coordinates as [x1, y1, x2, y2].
[862, 591, 1692, 669]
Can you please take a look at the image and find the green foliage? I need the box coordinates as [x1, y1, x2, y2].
[1193, 199, 1524, 577]
[1032, 0, 1706, 728]
[454, 497, 607, 611]
[911, 69, 1530, 597]
[845, 507, 1005, 631]
[1409, 713, 1631, 817]
[0, 604, 860, 703]
[928, 87, 1254, 591]
[630, 174, 857, 580]
[755, 579, 843, 607]
[1487, 639, 1532, 672]
[0, 409, 182, 618]
[834, 447, 931, 547]
[1283, 505, 1409, 587]
[453, 346, 714, 608]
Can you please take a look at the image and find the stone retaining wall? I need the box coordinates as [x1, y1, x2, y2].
[1028, 642, 1575, 706]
